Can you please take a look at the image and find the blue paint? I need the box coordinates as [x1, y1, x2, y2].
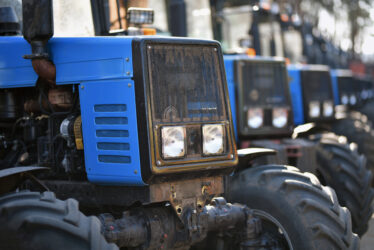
[330, 70, 340, 105]
[0, 36, 133, 88]
[1, 36, 143, 186]
[287, 66, 305, 125]
[79, 79, 143, 185]
[223, 56, 238, 140]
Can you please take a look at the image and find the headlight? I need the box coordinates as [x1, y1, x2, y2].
[309, 101, 320, 118]
[341, 94, 348, 105]
[202, 124, 224, 155]
[323, 101, 334, 117]
[349, 95, 357, 105]
[127, 7, 154, 25]
[161, 126, 186, 159]
[361, 90, 368, 100]
[272, 108, 288, 128]
[247, 108, 264, 128]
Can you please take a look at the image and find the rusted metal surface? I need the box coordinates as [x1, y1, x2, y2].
[149, 176, 223, 217]
[100, 196, 263, 249]
[47, 86, 73, 110]
[31, 59, 56, 85]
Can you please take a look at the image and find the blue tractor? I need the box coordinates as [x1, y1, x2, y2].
[278, 6, 374, 186]
[287, 65, 374, 188]
[225, 55, 373, 236]
[0, 0, 360, 249]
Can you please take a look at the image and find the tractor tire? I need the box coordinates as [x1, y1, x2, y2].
[227, 165, 359, 250]
[311, 133, 374, 236]
[359, 101, 374, 124]
[0, 191, 118, 250]
[331, 113, 374, 184]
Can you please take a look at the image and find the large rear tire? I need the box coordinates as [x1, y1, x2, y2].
[227, 165, 359, 250]
[332, 111, 374, 185]
[0, 191, 118, 250]
[311, 133, 374, 236]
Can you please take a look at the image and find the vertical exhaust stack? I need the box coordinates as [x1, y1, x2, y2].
[22, 0, 55, 84]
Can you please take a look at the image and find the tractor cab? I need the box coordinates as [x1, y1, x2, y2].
[288, 65, 335, 126]
[331, 70, 374, 110]
[355, 75, 374, 106]
[331, 69, 357, 108]
[212, 0, 284, 57]
[224, 55, 293, 140]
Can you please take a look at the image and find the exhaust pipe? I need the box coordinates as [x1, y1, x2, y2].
[22, 0, 55, 84]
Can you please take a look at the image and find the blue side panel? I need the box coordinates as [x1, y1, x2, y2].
[330, 70, 340, 105]
[0, 36, 133, 88]
[79, 79, 144, 186]
[0, 36, 38, 88]
[287, 66, 304, 125]
[49, 37, 133, 83]
[224, 56, 238, 140]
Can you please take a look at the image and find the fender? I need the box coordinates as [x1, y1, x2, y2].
[292, 123, 331, 139]
[0, 166, 48, 195]
[236, 148, 276, 172]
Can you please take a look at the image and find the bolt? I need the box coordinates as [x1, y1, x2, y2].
[230, 154, 234, 159]
[148, 45, 152, 49]
[134, 170, 138, 174]
[156, 160, 161, 166]
[126, 71, 131, 75]
[125, 57, 129, 62]
[214, 48, 217, 51]
[80, 85, 84, 89]
[128, 83, 132, 87]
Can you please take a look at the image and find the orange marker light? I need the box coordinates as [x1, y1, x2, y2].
[246, 48, 256, 57]
[142, 28, 156, 35]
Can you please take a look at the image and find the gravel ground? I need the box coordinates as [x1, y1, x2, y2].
[361, 215, 374, 250]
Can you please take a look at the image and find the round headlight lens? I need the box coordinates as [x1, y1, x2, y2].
[323, 101, 334, 117]
[202, 124, 224, 155]
[272, 108, 288, 128]
[361, 90, 368, 100]
[247, 108, 264, 128]
[161, 126, 186, 159]
[309, 101, 320, 118]
[341, 94, 348, 105]
[349, 95, 357, 105]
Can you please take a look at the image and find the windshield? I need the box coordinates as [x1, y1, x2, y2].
[283, 28, 303, 63]
[258, 19, 284, 57]
[220, 5, 253, 52]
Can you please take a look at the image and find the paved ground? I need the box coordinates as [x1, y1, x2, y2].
[361, 215, 374, 250]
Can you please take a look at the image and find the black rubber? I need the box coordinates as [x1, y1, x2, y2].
[227, 165, 360, 250]
[359, 101, 374, 125]
[332, 111, 374, 185]
[311, 133, 374, 236]
[0, 191, 118, 250]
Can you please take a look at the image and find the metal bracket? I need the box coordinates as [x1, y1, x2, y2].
[237, 148, 277, 171]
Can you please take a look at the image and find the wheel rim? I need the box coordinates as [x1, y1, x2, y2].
[253, 209, 294, 250]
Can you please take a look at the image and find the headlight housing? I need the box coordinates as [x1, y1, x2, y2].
[309, 101, 320, 118]
[272, 108, 288, 128]
[161, 126, 186, 159]
[247, 108, 264, 128]
[202, 124, 225, 155]
[323, 101, 334, 117]
[349, 94, 357, 105]
[341, 94, 348, 105]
